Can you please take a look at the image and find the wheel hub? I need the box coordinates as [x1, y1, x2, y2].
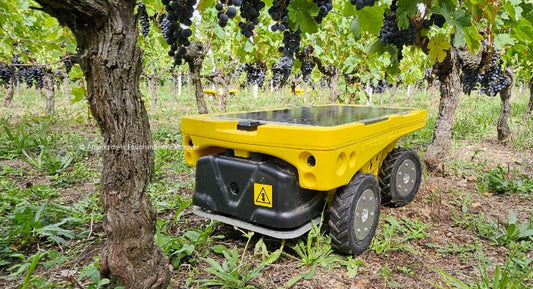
[353, 189, 376, 241]
[395, 159, 417, 197]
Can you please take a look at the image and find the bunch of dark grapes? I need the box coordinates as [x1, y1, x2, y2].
[461, 68, 480, 94]
[268, 0, 289, 32]
[33, 67, 46, 89]
[245, 62, 266, 87]
[350, 0, 376, 10]
[238, 0, 265, 38]
[379, 13, 416, 48]
[461, 52, 508, 97]
[478, 56, 508, 96]
[423, 14, 445, 29]
[160, 0, 196, 65]
[138, 2, 150, 37]
[0, 63, 15, 85]
[216, 0, 240, 28]
[272, 55, 293, 88]
[279, 29, 301, 58]
[11, 57, 24, 85]
[371, 79, 388, 93]
[271, 66, 282, 88]
[300, 60, 314, 83]
[378, 1, 417, 60]
[22, 66, 46, 89]
[312, 0, 332, 24]
[61, 53, 78, 74]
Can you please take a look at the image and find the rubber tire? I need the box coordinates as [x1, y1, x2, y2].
[329, 173, 380, 255]
[378, 148, 422, 207]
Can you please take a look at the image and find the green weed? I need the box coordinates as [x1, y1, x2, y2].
[434, 249, 533, 289]
[476, 165, 533, 195]
[0, 120, 57, 160]
[287, 221, 340, 269]
[283, 220, 342, 288]
[78, 259, 122, 289]
[341, 256, 365, 278]
[195, 232, 281, 289]
[428, 242, 480, 263]
[478, 211, 533, 246]
[155, 219, 223, 268]
[371, 215, 430, 254]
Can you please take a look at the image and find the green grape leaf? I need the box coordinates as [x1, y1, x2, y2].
[214, 26, 225, 39]
[366, 40, 400, 74]
[509, 19, 533, 42]
[396, 0, 419, 29]
[428, 34, 451, 63]
[449, 10, 472, 28]
[288, 0, 319, 34]
[244, 40, 254, 53]
[343, 1, 357, 17]
[71, 86, 86, 104]
[263, 0, 274, 7]
[432, 6, 452, 21]
[344, 55, 357, 74]
[503, 0, 523, 21]
[68, 65, 83, 79]
[355, 5, 385, 35]
[197, 0, 216, 12]
[351, 18, 361, 40]
[494, 33, 516, 50]
[462, 26, 483, 53]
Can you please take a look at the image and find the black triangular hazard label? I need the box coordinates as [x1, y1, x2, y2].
[255, 187, 271, 205]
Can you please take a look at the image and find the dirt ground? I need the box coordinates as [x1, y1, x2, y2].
[1, 137, 531, 289]
[165, 139, 533, 288]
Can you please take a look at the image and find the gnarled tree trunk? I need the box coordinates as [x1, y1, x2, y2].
[43, 71, 55, 115]
[149, 73, 158, 109]
[3, 81, 14, 107]
[34, 1, 170, 288]
[424, 47, 462, 173]
[312, 56, 339, 103]
[524, 77, 533, 121]
[497, 68, 514, 142]
[185, 42, 208, 114]
[61, 72, 72, 100]
[204, 70, 229, 112]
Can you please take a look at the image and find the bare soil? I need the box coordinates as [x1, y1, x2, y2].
[166, 139, 533, 288]
[1, 137, 531, 289]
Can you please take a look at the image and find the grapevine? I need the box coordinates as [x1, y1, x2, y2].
[216, 0, 240, 28]
[238, 0, 265, 38]
[61, 52, 78, 74]
[350, 0, 376, 10]
[461, 44, 508, 97]
[312, 0, 333, 24]
[138, 1, 150, 37]
[296, 46, 315, 83]
[0, 63, 15, 85]
[378, 1, 446, 61]
[159, 0, 197, 66]
[244, 62, 267, 87]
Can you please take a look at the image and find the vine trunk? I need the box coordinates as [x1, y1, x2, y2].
[424, 47, 462, 173]
[34, 1, 170, 288]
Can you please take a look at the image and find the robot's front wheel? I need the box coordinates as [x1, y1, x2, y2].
[329, 173, 380, 255]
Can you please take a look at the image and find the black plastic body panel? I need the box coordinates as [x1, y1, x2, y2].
[193, 154, 325, 230]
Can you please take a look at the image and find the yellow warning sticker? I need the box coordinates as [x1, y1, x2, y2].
[253, 183, 273, 207]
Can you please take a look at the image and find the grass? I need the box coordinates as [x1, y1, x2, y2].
[0, 83, 532, 288]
